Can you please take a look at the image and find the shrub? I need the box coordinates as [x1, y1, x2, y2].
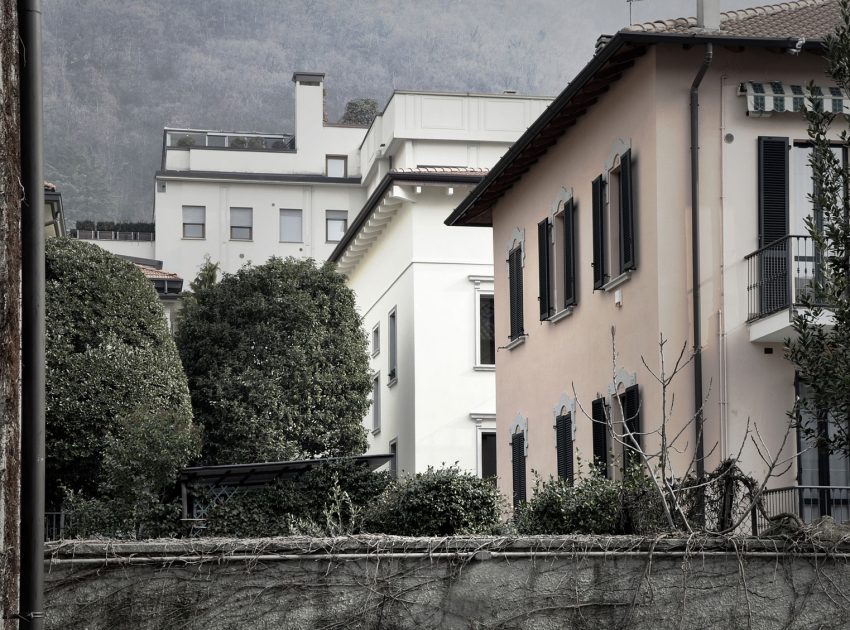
[361, 466, 503, 536]
[246, 136, 266, 149]
[515, 465, 667, 535]
[175, 135, 196, 147]
[202, 460, 391, 537]
[228, 136, 247, 148]
[46, 238, 195, 510]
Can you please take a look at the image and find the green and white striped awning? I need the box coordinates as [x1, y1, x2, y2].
[739, 82, 850, 115]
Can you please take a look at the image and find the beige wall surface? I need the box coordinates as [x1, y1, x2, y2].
[490, 43, 834, 503]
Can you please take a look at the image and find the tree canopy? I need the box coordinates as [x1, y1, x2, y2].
[786, 0, 850, 453]
[176, 257, 372, 465]
[46, 238, 194, 506]
[339, 98, 379, 126]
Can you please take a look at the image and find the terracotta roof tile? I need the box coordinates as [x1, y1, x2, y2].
[135, 264, 182, 281]
[624, 0, 838, 39]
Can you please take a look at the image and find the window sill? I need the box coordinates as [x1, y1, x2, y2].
[229, 238, 253, 242]
[387, 376, 398, 388]
[182, 237, 206, 240]
[280, 241, 304, 244]
[474, 364, 496, 372]
[547, 306, 575, 324]
[504, 335, 527, 351]
[372, 427, 381, 436]
[601, 270, 632, 292]
[371, 351, 380, 358]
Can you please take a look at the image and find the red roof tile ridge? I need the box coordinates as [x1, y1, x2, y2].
[623, 0, 830, 33]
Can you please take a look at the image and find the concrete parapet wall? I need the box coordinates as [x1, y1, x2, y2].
[45, 536, 850, 629]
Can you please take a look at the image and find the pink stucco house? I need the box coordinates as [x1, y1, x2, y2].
[447, 0, 846, 526]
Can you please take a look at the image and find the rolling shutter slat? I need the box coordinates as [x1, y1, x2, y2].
[538, 219, 551, 320]
[512, 432, 526, 507]
[758, 137, 789, 247]
[591, 397, 608, 477]
[622, 384, 641, 470]
[508, 248, 524, 339]
[620, 149, 636, 271]
[556, 413, 574, 484]
[564, 199, 577, 307]
[592, 175, 605, 289]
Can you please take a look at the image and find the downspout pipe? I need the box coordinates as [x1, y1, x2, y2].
[19, 0, 46, 627]
[690, 43, 713, 480]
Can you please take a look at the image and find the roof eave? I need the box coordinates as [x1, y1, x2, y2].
[445, 30, 827, 228]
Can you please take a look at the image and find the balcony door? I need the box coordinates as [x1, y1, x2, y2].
[798, 384, 850, 523]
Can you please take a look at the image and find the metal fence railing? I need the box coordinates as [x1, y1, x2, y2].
[745, 234, 823, 321]
[44, 511, 73, 541]
[71, 229, 154, 242]
[754, 486, 850, 534]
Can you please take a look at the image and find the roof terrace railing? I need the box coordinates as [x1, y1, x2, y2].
[71, 229, 154, 242]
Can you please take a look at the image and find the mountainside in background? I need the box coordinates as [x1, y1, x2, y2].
[42, 0, 754, 222]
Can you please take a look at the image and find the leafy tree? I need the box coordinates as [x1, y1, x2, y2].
[786, 1, 850, 453]
[45, 238, 195, 508]
[176, 257, 372, 464]
[339, 98, 379, 126]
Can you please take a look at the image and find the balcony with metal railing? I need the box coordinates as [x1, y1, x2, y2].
[754, 486, 850, 534]
[745, 235, 830, 342]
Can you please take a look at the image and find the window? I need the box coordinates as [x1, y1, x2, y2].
[591, 397, 609, 478]
[388, 308, 397, 383]
[481, 432, 497, 482]
[182, 206, 205, 239]
[371, 373, 381, 434]
[229, 207, 252, 240]
[477, 293, 495, 366]
[389, 440, 398, 479]
[279, 209, 303, 243]
[620, 385, 642, 471]
[326, 155, 347, 178]
[372, 324, 380, 357]
[511, 429, 526, 508]
[508, 246, 524, 340]
[555, 413, 574, 484]
[538, 200, 577, 320]
[592, 149, 635, 289]
[326, 210, 348, 242]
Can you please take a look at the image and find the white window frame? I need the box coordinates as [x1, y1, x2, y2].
[371, 323, 380, 357]
[470, 275, 495, 370]
[279, 208, 303, 243]
[470, 413, 497, 479]
[371, 372, 381, 434]
[388, 307, 398, 386]
[229, 207, 253, 241]
[326, 155, 347, 178]
[326, 210, 348, 243]
[182, 205, 206, 239]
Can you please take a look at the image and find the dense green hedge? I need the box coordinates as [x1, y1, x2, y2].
[360, 466, 504, 536]
[46, 238, 195, 515]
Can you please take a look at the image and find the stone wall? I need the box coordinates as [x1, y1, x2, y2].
[45, 536, 850, 629]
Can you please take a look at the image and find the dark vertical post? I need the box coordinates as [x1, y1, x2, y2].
[19, 0, 45, 627]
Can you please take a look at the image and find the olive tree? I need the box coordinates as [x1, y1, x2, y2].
[176, 257, 372, 464]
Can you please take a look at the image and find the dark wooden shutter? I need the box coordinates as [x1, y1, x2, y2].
[757, 137, 790, 313]
[538, 219, 551, 320]
[592, 175, 605, 289]
[508, 247, 524, 339]
[511, 432, 526, 507]
[758, 137, 789, 248]
[564, 198, 577, 307]
[619, 149, 636, 272]
[556, 413, 574, 484]
[622, 384, 641, 470]
[591, 397, 608, 477]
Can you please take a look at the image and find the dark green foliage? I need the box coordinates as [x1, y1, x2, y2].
[45, 238, 195, 509]
[339, 98, 379, 126]
[228, 136, 247, 148]
[515, 466, 666, 535]
[175, 134, 196, 147]
[176, 257, 371, 464]
[360, 466, 503, 536]
[202, 460, 392, 537]
[246, 136, 266, 149]
[786, 0, 850, 454]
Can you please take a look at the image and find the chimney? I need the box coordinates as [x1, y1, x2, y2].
[697, 0, 721, 30]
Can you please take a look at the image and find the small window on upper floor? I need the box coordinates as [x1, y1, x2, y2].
[327, 155, 347, 178]
[538, 198, 578, 320]
[182, 205, 206, 239]
[326, 210, 348, 243]
[477, 292, 495, 367]
[371, 373, 381, 434]
[280, 209, 303, 243]
[388, 307, 398, 384]
[592, 149, 636, 290]
[372, 323, 381, 357]
[229, 207, 253, 241]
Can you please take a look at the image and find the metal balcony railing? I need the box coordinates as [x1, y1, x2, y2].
[745, 235, 826, 321]
[753, 485, 850, 534]
[71, 229, 155, 242]
[44, 511, 73, 541]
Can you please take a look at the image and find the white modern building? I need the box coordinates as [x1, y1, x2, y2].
[152, 72, 369, 282]
[330, 90, 552, 478]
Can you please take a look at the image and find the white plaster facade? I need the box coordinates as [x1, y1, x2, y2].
[153, 73, 368, 282]
[331, 91, 552, 477]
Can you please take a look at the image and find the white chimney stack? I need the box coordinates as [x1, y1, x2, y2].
[697, 0, 721, 30]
